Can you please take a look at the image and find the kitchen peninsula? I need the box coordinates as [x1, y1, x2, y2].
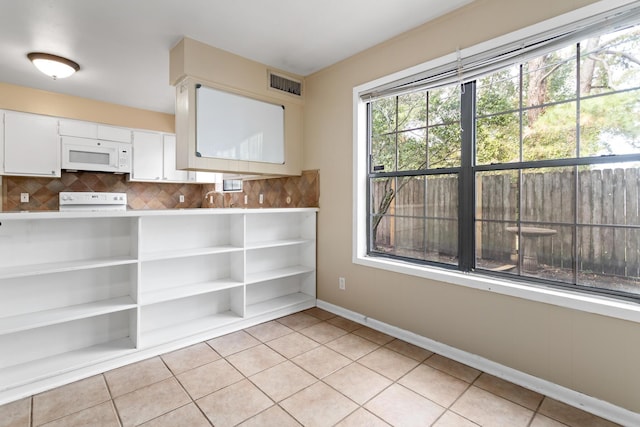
[0, 207, 317, 404]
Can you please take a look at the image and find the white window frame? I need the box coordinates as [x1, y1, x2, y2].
[353, 0, 640, 323]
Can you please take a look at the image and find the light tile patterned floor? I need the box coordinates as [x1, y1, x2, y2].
[0, 308, 620, 427]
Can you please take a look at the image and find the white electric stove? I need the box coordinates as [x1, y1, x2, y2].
[59, 191, 128, 211]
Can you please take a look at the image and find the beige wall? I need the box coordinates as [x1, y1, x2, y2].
[304, 0, 640, 414]
[0, 82, 174, 132]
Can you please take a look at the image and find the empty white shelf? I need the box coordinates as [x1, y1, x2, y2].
[139, 245, 243, 262]
[0, 297, 137, 335]
[139, 280, 244, 306]
[0, 256, 137, 280]
[245, 238, 313, 251]
[141, 311, 241, 348]
[0, 338, 135, 391]
[245, 266, 315, 284]
[245, 293, 315, 318]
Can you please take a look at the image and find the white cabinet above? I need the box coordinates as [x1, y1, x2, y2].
[3, 111, 60, 177]
[59, 119, 132, 143]
[162, 134, 192, 182]
[131, 131, 204, 183]
[131, 130, 163, 181]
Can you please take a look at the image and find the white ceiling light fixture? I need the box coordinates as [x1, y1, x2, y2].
[27, 52, 80, 79]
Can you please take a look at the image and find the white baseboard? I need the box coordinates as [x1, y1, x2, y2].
[316, 299, 639, 426]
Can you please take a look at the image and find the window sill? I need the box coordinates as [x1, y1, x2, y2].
[354, 255, 640, 324]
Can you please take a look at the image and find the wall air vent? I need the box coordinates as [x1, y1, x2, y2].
[269, 71, 302, 96]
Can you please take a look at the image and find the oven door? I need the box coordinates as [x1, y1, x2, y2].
[61, 136, 122, 172]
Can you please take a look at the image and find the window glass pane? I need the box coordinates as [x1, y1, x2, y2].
[398, 129, 426, 171]
[370, 177, 394, 253]
[397, 92, 426, 132]
[476, 65, 520, 116]
[424, 174, 459, 219]
[579, 90, 640, 156]
[578, 164, 640, 225]
[370, 175, 458, 264]
[426, 174, 458, 264]
[476, 220, 519, 272]
[370, 177, 395, 216]
[521, 167, 575, 224]
[523, 102, 577, 161]
[519, 224, 574, 281]
[476, 171, 519, 222]
[475, 171, 519, 271]
[577, 226, 640, 296]
[371, 98, 396, 136]
[372, 214, 392, 251]
[429, 123, 461, 168]
[580, 26, 640, 96]
[476, 112, 520, 164]
[428, 85, 460, 125]
[522, 46, 577, 107]
[395, 176, 424, 217]
[370, 134, 395, 173]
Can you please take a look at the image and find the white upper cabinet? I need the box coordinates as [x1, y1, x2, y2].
[97, 125, 131, 143]
[131, 130, 163, 181]
[59, 119, 132, 143]
[3, 111, 60, 177]
[162, 134, 192, 182]
[131, 131, 198, 183]
[59, 119, 96, 139]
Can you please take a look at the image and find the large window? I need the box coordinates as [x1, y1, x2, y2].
[365, 16, 640, 301]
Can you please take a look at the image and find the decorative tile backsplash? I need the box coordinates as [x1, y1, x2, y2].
[1, 170, 319, 211]
[202, 170, 319, 209]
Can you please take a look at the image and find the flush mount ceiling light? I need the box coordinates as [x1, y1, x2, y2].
[27, 52, 80, 79]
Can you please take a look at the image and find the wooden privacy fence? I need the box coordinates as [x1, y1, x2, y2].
[373, 167, 640, 278]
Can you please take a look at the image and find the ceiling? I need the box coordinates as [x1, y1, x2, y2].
[0, 0, 473, 114]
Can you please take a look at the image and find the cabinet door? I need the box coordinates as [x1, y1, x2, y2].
[59, 119, 97, 138]
[98, 125, 131, 143]
[4, 111, 60, 177]
[162, 134, 189, 182]
[131, 131, 163, 181]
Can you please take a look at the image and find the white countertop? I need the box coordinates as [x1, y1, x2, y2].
[0, 207, 318, 220]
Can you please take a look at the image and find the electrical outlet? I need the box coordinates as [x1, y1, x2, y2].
[339, 277, 346, 290]
[179, 195, 185, 203]
[20, 193, 29, 203]
[259, 194, 264, 204]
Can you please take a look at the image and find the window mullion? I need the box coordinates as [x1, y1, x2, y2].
[459, 81, 476, 271]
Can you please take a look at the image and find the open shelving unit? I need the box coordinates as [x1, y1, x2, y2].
[0, 208, 316, 404]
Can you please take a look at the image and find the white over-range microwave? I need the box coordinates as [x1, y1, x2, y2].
[61, 136, 132, 173]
